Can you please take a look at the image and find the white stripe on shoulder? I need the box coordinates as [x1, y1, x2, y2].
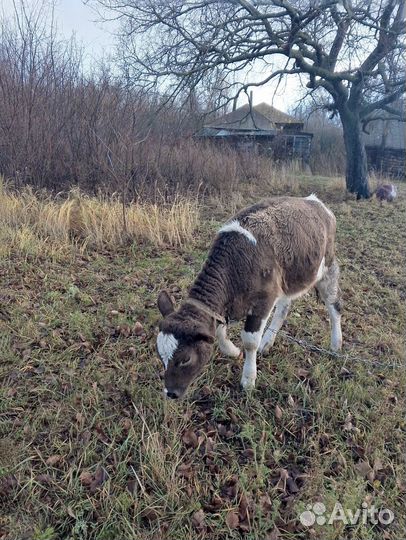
[305, 193, 320, 202]
[305, 193, 334, 218]
[218, 220, 257, 245]
[157, 332, 178, 368]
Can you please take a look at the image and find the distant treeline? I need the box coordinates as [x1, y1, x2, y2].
[0, 4, 345, 200]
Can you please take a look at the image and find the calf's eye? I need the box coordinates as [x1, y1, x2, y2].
[180, 357, 192, 366]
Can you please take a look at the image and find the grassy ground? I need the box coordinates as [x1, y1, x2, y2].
[1, 177, 405, 540]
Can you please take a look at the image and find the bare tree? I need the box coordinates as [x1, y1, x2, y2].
[91, 0, 405, 198]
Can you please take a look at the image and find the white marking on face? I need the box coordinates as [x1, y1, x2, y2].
[157, 332, 178, 369]
[218, 220, 257, 245]
[305, 193, 335, 218]
[316, 256, 326, 282]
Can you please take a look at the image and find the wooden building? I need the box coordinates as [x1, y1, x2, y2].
[196, 102, 313, 164]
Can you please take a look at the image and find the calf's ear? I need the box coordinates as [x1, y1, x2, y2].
[192, 323, 215, 344]
[196, 332, 215, 344]
[157, 290, 175, 317]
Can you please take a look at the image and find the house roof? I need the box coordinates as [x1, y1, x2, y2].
[205, 102, 303, 132]
[198, 126, 277, 138]
[254, 102, 303, 125]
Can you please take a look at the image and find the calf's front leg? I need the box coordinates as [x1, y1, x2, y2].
[216, 323, 241, 358]
[240, 310, 272, 389]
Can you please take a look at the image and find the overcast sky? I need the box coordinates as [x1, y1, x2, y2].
[1, 0, 302, 111]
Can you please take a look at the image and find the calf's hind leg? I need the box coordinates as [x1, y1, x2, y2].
[315, 258, 342, 351]
[259, 296, 291, 354]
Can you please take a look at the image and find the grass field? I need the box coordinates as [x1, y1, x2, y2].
[0, 177, 405, 540]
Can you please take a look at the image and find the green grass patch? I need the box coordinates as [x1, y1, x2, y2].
[1, 179, 405, 540]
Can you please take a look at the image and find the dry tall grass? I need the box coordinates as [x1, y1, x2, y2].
[0, 180, 199, 250]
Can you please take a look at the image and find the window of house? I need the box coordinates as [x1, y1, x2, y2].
[292, 136, 309, 155]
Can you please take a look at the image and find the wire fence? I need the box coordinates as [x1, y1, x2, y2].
[266, 326, 405, 370]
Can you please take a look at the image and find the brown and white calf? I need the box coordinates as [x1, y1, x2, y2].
[375, 184, 397, 203]
[157, 195, 342, 398]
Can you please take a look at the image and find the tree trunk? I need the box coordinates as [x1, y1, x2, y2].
[340, 111, 371, 199]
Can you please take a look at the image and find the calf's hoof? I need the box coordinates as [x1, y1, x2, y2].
[219, 339, 241, 358]
[259, 344, 272, 356]
[240, 374, 256, 390]
[227, 345, 242, 358]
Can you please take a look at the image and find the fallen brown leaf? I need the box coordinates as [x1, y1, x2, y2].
[36, 474, 53, 485]
[46, 454, 62, 466]
[238, 493, 250, 522]
[141, 507, 160, 521]
[203, 493, 224, 513]
[80, 430, 91, 445]
[177, 462, 193, 479]
[286, 477, 299, 494]
[0, 474, 18, 496]
[79, 471, 93, 486]
[242, 448, 255, 461]
[225, 510, 239, 529]
[297, 368, 309, 378]
[222, 475, 238, 499]
[259, 493, 273, 514]
[182, 429, 199, 449]
[89, 466, 107, 493]
[373, 458, 383, 471]
[192, 509, 206, 532]
[355, 460, 373, 479]
[121, 418, 132, 431]
[133, 321, 144, 335]
[266, 526, 281, 540]
[126, 479, 136, 494]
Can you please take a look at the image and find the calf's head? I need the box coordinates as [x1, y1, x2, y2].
[156, 291, 214, 399]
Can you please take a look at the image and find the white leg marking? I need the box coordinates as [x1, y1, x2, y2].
[216, 324, 241, 358]
[240, 314, 272, 389]
[327, 304, 342, 351]
[315, 259, 342, 352]
[240, 349, 258, 390]
[316, 256, 326, 282]
[259, 297, 291, 354]
[218, 220, 257, 245]
[157, 332, 178, 368]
